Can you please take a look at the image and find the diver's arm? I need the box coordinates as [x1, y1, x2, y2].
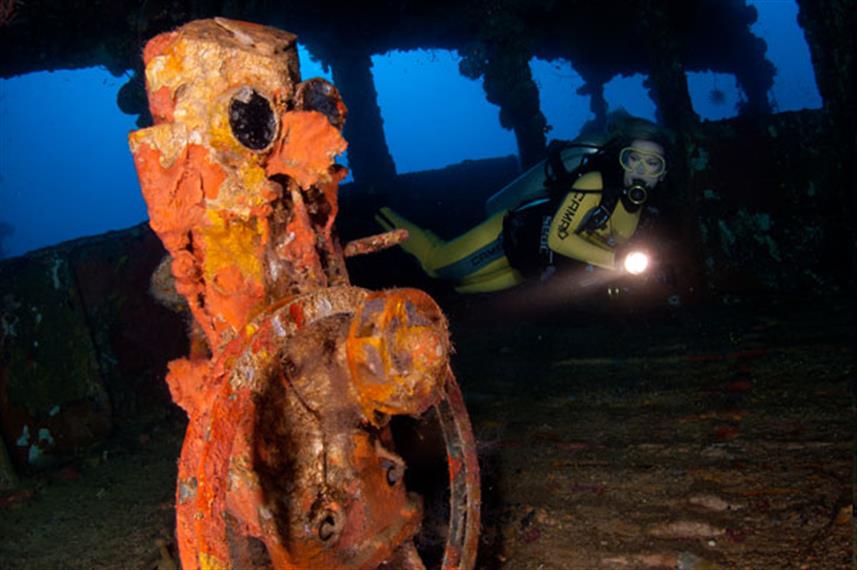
[545, 172, 617, 270]
[608, 204, 640, 243]
[549, 232, 616, 269]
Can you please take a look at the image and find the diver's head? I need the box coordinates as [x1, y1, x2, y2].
[619, 139, 667, 190]
[600, 110, 672, 190]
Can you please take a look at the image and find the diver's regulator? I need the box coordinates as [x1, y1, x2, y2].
[624, 183, 648, 206]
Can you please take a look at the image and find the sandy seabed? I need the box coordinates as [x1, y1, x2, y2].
[1, 295, 853, 569]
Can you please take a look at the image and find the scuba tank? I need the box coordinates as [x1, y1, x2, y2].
[484, 133, 609, 217]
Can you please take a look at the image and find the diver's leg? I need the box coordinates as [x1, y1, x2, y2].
[455, 264, 524, 294]
[376, 208, 508, 284]
[427, 213, 507, 274]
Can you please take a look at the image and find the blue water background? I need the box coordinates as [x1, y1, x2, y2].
[0, 0, 822, 259]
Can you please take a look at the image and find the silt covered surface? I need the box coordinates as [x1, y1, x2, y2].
[0, 292, 852, 569]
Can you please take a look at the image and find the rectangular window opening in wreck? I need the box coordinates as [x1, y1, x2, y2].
[0, 67, 146, 260]
[687, 72, 744, 121]
[371, 48, 516, 175]
[0, 41, 354, 261]
[529, 57, 591, 142]
[603, 73, 657, 123]
[746, 0, 822, 112]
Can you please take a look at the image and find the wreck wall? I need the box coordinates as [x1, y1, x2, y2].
[685, 111, 851, 295]
[0, 224, 185, 479]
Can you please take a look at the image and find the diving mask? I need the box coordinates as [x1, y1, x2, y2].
[619, 146, 666, 177]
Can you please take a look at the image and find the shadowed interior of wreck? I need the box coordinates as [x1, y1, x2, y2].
[0, 1, 855, 568]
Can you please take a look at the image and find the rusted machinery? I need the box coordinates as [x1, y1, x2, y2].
[129, 18, 479, 569]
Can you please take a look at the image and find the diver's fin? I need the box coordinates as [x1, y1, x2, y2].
[375, 207, 444, 268]
[375, 209, 395, 232]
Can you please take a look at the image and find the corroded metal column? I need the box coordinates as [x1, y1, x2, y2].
[460, 39, 548, 170]
[636, 1, 697, 135]
[636, 1, 706, 295]
[129, 18, 479, 570]
[330, 50, 398, 188]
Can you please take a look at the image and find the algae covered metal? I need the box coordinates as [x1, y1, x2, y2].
[129, 18, 479, 570]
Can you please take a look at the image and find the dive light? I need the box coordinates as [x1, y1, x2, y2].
[623, 250, 650, 275]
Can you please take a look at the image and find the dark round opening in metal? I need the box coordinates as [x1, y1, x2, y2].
[229, 87, 277, 150]
[296, 78, 345, 131]
[318, 513, 339, 541]
[385, 460, 404, 486]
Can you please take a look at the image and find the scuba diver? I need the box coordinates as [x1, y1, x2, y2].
[375, 112, 671, 293]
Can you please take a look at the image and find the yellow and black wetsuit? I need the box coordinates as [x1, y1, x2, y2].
[376, 171, 643, 294]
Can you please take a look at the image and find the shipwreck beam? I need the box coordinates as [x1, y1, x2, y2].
[330, 51, 397, 187]
[459, 38, 548, 171]
[795, 0, 856, 134]
[637, 0, 706, 295]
